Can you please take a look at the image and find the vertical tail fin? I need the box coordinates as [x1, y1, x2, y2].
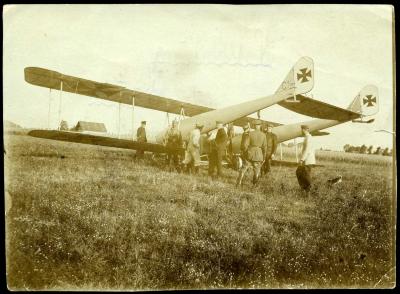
[275, 56, 314, 96]
[347, 85, 379, 117]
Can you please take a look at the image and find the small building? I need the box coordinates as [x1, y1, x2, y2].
[72, 121, 107, 133]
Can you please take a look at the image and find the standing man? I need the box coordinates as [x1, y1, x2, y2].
[227, 122, 235, 156]
[235, 123, 250, 186]
[261, 123, 278, 176]
[296, 125, 316, 197]
[164, 119, 183, 172]
[136, 120, 147, 159]
[182, 123, 204, 174]
[236, 120, 267, 187]
[208, 121, 228, 179]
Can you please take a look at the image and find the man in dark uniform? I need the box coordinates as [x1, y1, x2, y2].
[227, 122, 235, 156]
[208, 121, 228, 179]
[164, 119, 183, 172]
[236, 120, 267, 187]
[261, 123, 278, 176]
[240, 123, 250, 159]
[136, 121, 147, 159]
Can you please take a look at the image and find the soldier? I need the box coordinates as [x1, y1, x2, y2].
[235, 123, 250, 175]
[240, 123, 251, 158]
[236, 120, 267, 187]
[296, 125, 316, 197]
[261, 123, 278, 176]
[208, 121, 228, 179]
[182, 123, 204, 174]
[135, 121, 147, 159]
[164, 119, 183, 173]
[227, 122, 235, 156]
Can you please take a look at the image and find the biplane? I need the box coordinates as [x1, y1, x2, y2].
[24, 56, 379, 166]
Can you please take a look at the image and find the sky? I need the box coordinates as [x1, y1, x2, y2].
[3, 4, 394, 151]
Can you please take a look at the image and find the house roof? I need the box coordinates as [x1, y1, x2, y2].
[75, 121, 107, 132]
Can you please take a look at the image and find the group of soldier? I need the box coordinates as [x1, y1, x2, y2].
[135, 118, 315, 195]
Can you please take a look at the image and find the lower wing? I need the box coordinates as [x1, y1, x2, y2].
[28, 130, 184, 154]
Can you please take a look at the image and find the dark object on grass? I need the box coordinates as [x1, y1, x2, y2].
[296, 165, 312, 192]
[327, 175, 342, 186]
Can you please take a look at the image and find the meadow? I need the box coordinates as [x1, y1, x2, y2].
[4, 134, 395, 290]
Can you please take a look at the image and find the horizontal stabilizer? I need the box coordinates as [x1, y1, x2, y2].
[271, 160, 324, 167]
[28, 130, 184, 154]
[310, 130, 330, 136]
[278, 94, 362, 121]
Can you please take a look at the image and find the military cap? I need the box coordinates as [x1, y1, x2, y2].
[141, 121, 147, 124]
[243, 124, 250, 130]
[266, 123, 274, 127]
[253, 119, 262, 126]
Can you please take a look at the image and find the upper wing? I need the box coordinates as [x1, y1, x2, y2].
[24, 67, 283, 128]
[28, 130, 184, 154]
[278, 94, 361, 121]
[25, 67, 212, 117]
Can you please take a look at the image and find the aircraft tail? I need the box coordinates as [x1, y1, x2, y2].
[275, 56, 314, 96]
[347, 85, 379, 117]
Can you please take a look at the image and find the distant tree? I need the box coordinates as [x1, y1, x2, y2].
[347, 145, 355, 153]
[343, 144, 350, 152]
[360, 144, 367, 154]
[382, 147, 390, 156]
[59, 120, 68, 131]
[374, 147, 382, 155]
[367, 145, 374, 154]
[353, 146, 361, 153]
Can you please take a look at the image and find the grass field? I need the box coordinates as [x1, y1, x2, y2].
[4, 134, 395, 290]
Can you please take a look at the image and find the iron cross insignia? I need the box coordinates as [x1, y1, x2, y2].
[296, 68, 312, 83]
[363, 95, 376, 107]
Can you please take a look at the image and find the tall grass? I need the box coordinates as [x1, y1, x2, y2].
[279, 146, 393, 167]
[4, 134, 395, 290]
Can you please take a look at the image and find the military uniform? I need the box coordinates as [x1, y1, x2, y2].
[136, 124, 147, 158]
[261, 131, 278, 175]
[236, 122, 267, 187]
[164, 126, 183, 172]
[227, 123, 235, 155]
[208, 127, 228, 178]
[183, 126, 202, 173]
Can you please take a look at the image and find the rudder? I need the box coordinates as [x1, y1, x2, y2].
[275, 56, 314, 96]
[347, 85, 379, 117]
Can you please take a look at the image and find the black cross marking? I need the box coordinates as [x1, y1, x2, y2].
[363, 95, 376, 107]
[296, 68, 312, 83]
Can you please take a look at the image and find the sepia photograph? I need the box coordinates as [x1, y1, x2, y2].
[3, 4, 396, 290]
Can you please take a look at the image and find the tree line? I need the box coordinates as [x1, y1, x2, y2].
[343, 144, 392, 156]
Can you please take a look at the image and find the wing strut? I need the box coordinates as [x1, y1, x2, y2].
[58, 81, 63, 130]
[294, 138, 299, 162]
[132, 95, 135, 141]
[48, 88, 52, 129]
[178, 105, 186, 130]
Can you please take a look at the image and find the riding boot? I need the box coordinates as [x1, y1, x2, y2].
[236, 172, 244, 188]
[253, 174, 259, 187]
